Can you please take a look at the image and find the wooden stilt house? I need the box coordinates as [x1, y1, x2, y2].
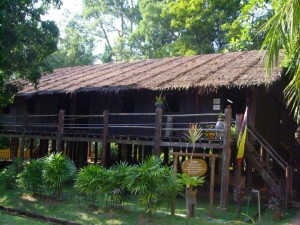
[0, 50, 297, 210]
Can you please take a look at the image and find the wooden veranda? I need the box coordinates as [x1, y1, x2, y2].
[0, 106, 294, 211]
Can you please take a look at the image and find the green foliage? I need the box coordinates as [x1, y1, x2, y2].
[129, 0, 175, 58]
[83, 0, 141, 61]
[0, 165, 18, 189]
[103, 162, 132, 204]
[75, 164, 105, 206]
[18, 159, 45, 195]
[162, 0, 241, 55]
[0, 158, 23, 189]
[261, 0, 300, 118]
[0, 137, 10, 149]
[0, 0, 62, 107]
[179, 173, 205, 188]
[224, 0, 274, 51]
[184, 123, 203, 148]
[110, 143, 119, 159]
[125, 157, 181, 214]
[43, 153, 76, 199]
[155, 94, 166, 105]
[46, 14, 97, 69]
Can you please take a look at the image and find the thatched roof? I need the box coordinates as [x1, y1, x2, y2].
[18, 50, 282, 96]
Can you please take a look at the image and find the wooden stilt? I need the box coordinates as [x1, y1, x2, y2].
[218, 106, 232, 211]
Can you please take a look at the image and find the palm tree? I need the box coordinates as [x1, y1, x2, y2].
[43, 153, 76, 199]
[262, 0, 300, 117]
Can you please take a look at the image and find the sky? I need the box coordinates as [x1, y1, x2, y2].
[43, 0, 83, 30]
[43, 0, 105, 55]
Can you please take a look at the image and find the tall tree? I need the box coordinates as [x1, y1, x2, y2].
[163, 0, 241, 55]
[0, 0, 62, 106]
[262, 0, 300, 117]
[129, 0, 177, 58]
[82, 0, 141, 62]
[46, 14, 97, 69]
[224, 0, 274, 51]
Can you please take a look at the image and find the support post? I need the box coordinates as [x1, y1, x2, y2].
[51, 140, 56, 153]
[285, 166, 292, 215]
[209, 157, 216, 217]
[154, 107, 162, 156]
[56, 110, 65, 152]
[101, 110, 109, 167]
[94, 142, 98, 165]
[218, 106, 232, 211]
[20, 113, 28, 161]
[29, 138, 34, 159]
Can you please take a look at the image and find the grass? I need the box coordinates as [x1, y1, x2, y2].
[0, 183, 298, 225]
[0, 212, 46, 225]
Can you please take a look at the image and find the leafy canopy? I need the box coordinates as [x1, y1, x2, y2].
[0, 0, 62, 107]
[262, 0, 300, 118]
[46, 14, 97, 69]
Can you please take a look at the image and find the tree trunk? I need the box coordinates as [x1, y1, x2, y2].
[186, 186, 197, 218]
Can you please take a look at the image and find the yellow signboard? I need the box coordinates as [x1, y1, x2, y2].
[181, 159, 207, 176]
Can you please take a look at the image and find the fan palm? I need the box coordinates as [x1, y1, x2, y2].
[262, 0, 300, 117]
[104, 161, 132, 205]
[75, 164, 105, 207]
[43, 153, 76, 199]
[18, 159, 44, 195]
[125, 156, 181, 214]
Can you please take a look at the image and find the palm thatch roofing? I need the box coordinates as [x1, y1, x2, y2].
[18, 50, 282, 96]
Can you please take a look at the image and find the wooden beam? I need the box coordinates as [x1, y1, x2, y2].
[94, 142, 98, 165]
[56, 110, 65, 152]
[19, 113, 28, 161]
[154, 107, 162, 156]
[29, 138, 34, 159]
[209, 157, 216, 217]
[218, 106, 232, 211]
[101, 110, 109, 167]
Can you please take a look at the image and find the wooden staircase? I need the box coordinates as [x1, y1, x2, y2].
[245, 124, 289, 188]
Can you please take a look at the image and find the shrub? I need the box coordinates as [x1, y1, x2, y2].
[125, 157, 181, 214]
[75, 164, 105, 207]
[43, 153, 76, 199]
[104, 161, 132, 205]
[0, 165, 18, 189]
[18, 159, 45, 195]
[0, 158, 24, 189]
[179, 174, 205, 188]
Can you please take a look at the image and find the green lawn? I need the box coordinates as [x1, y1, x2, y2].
[0, 212, 46, 225]
[0, 184, 298, 225]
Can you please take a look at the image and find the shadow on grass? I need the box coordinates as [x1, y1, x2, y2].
[0, 184, 298, 225]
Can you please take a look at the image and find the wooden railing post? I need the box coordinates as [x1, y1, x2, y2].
[209, 157, 216, 217]
[56, 110, 65, 152]
[285, 166, 293, 215]
[218, 106, 232, 211]
[20, 113, 28, 161]
[94, 142, 98, 165]
[101, 110, 109, 167]
[154, 107, 162, 156]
